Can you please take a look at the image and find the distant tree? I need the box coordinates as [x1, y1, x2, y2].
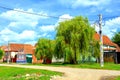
[0, 49, 4, 59]
[112, 32, 120, 47]
[35, 38, 54, 63]
[55, 16, 95, 64]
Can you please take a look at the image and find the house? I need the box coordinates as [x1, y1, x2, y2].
[1, 43, 36, 63]
[94, 32, 120, 63]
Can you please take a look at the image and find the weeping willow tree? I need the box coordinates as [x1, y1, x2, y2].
[55, 16, 96, 64]
[35, 38, 54, 63]
[54, 36, 65, 59]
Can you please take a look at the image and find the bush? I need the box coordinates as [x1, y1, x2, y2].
[0, 49, 4, 59]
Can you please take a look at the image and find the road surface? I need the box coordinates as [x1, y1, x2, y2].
[0, 64, 120, 80]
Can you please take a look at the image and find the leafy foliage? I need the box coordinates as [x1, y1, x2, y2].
[112, 32, 120, 46]
[54, 37, 65, 59]
[0, 49, 4, 59]
[35, 16, 100, 64]
[55, 16, 96, 64]
[35, 38, 54, 63]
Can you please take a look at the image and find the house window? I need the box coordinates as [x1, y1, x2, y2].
[21, 55, 24, 59]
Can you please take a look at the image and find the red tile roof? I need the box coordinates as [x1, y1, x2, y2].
[94, 33, 115, 46]
[24, 44, 34, 54]
[94, 33, 120, 52]
[0, 45, 8, 51]
[1, 43, 34, 54]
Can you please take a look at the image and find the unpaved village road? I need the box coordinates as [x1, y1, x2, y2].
[0, 64, 120, 80]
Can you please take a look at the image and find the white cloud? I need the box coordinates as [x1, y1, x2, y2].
[103, 17, 120, 39]
[0, 28, 18, 42]
[39, 14, 73, 33]
[0, 8, 47, 21]
[91, 23, 99, 32]
[0, 8, 49, 45]
[92, 17, 120, 39]
[58, 14, 73, 22]
[59, 0, 111, 8]
[25, 41, 37, 46]
[37, 33, 50, 38]
[18, 30, 36, 40]
[0, 8, 47, 28]
[0, 13, 73, 45]
[105, 9, 113, 13]
[8, 21, 38, 28]
[0, 28, 37, 43]
[40, 25, 55, 32]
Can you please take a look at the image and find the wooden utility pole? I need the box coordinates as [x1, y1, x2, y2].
[99, 14, 104, 67]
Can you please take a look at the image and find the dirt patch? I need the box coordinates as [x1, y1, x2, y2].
[100, 76, 116, 80]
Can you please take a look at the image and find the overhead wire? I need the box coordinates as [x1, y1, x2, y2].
[0, 5, 67, 19]
[0, 5, 98, 21]
[0, 5, 120, 26]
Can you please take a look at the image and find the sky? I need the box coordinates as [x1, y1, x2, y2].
[0, 0, 120, 45]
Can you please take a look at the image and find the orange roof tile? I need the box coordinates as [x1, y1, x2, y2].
[1, 43, 34, 54]
[94, 33, 120, 52]
[94, 33, 115, 46]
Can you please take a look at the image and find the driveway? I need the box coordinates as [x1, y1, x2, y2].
[0, 64, 120, 80]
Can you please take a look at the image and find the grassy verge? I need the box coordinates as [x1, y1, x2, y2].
[25, 62, 120, 70]
[0, 66, 62, 80]
[115, 76, 120, 80]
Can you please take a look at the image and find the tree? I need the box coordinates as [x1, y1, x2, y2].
[55, 16, 95, 64]
[0, 49, 4, 59]
[112, 32, 120, 47]
[54, 36, 65, 59]
[92, 40, 100, 63]
[35, 38, 54, 64]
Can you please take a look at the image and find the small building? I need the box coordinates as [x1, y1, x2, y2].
[94, 33, 120, 63]
[1, 43, 35, 63]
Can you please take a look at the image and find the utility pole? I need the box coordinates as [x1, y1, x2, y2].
[99, 14, 104, 67]
[7, 41, 10, 64]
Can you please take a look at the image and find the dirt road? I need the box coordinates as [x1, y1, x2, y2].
[0, 64, 120, 80]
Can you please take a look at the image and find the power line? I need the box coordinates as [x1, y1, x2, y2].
[0, 5, 97, 21]
[0, 5, 120, 22]
[103, 16, 120, 20]
[0, 5, 68, 19]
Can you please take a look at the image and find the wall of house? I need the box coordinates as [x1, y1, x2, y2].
[52, 57, 64, 63]
[103, 45, 116, 50]
[11, 52, 18, 58]
[32, 54, 37, 63]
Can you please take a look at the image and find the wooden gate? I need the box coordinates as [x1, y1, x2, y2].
[104, 52, 116, 63]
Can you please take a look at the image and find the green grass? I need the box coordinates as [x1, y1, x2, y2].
[115, 76, 120, 80]
[60, 62, 120, 70]
[27, 62, 120, 70]
[0, 66, 62, 80]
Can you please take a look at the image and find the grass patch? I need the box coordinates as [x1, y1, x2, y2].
[26, 62, 120, 70]
[115, 76, 120, 80]
[0, 66, 62, 80]
[99, 76, 120, 80]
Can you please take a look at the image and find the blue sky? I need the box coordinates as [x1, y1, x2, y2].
[0, 0, 120, 45]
